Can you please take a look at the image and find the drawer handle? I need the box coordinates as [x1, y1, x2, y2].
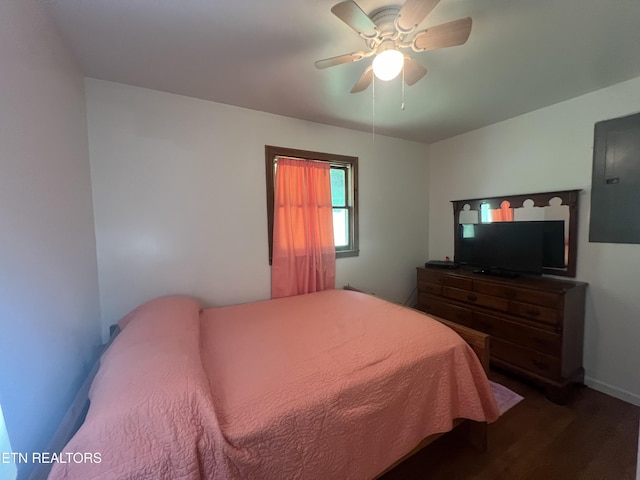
[467, 294, 478, 302]
[526, 309, 540, 316]
[532, 360, 550, 371]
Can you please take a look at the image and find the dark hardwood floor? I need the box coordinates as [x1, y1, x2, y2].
[381, 370, 639, 480]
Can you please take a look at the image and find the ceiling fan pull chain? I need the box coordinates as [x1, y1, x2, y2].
[372, 74, 376, 142]
[401, 65, 406, 110]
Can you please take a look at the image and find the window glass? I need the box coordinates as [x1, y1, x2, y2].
[330, 168, 346, 207]
[333, 208, 349, 247]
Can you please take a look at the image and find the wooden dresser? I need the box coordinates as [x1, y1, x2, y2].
[416, 267, 587, 403]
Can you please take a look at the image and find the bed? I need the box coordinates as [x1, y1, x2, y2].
[46, 289, 499, 480]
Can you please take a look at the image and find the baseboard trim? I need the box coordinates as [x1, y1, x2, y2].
[585, 376, 640, 407]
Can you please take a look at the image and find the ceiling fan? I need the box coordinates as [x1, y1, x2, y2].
[315, 0, 472, 93]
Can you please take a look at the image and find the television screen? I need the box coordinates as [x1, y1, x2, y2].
[458, 222, 548, 275]
[541, 220, 566, 268]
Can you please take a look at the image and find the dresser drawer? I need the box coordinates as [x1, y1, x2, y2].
[473, 281, 562, 309]
[443, 286, 509, 312]
[421, 295, 473, 327]
[418, 281, 442, 296]
[442, 275, 473, 290]
[473, 312, 561, 357]
[491, 338, 561, 380]
[509, 301, 559, 326]
[418, 268, 471, 290]
[418, 268, 445, 284]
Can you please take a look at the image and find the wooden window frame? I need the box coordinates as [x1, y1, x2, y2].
[265, 145, 359, 263]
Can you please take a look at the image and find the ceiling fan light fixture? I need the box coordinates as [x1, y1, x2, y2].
[316, 0, 473, 92]
[372, 49, 404, 81]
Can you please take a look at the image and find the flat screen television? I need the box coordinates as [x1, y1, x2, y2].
[540, 220, 566, 269]
[457, 221, 565, 276]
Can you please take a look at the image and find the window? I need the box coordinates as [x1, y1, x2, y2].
[265, 145, 359, 262]
[330, 167, 349, 248]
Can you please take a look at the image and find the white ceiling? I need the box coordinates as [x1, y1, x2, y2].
[39, 0, 640, 144]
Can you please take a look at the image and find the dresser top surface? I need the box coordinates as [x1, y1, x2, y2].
[418, 266, 588, 292]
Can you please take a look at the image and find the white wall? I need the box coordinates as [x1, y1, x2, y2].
[85, 79, 430, 336]
[0, 0, 101, 475]
[428, 76, 640, 406]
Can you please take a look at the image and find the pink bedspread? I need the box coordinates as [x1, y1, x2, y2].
[50, 291, 499, 480]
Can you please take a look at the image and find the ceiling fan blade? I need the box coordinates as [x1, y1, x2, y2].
[403, 57, 427, 85]
[412, 17, 472, 52]
[331, 1, 380, 39]
[396, 0, 440, 33]
[351, 66, 374, 93]
[315, 52, 365, 69]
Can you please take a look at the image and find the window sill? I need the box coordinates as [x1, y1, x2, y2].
[336, 249, 359, 259]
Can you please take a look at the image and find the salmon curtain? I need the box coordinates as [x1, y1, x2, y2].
[271, 158, 336, 299]
[490, 200, 514, 222]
